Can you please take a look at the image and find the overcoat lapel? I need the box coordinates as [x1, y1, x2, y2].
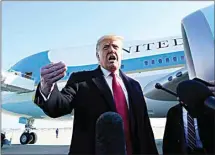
[92, 66, 116, 111]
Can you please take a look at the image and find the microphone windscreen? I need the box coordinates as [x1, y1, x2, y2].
[155, 83, 162, 89]
[95, 112, 126, 155]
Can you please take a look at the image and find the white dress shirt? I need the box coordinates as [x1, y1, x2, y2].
[100, 67, 129, 107]
[40, 66, 129, 107]
[182, 107, 203, 148]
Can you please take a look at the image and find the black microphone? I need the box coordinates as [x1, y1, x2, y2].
[95, 112, 126, 155]
[155, 83, 187, 110]
[155, 83, 178, 97]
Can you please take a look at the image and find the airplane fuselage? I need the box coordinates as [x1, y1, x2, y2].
[2, 36, 185, 119]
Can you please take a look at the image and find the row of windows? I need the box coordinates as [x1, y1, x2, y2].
[144, 55, 184, 65]
[65, 55, 185, 74]
[121, 55, 185, 68]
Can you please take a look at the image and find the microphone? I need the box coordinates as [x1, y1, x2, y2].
[155, 83, 178, 97]
[155, 83, 189, 111]
[95, 112, 126, 155]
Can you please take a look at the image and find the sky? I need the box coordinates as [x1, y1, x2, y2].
[1, 1, 214, 129]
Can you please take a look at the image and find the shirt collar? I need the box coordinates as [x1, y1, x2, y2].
[182, 106, 187, 115]
[100, 66, 120, 78]
[182, 106, 197, 119]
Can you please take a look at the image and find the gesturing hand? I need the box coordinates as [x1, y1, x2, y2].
[40, 61, 67, 96]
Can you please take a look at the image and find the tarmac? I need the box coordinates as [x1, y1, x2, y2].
[1, 118, 166, 155]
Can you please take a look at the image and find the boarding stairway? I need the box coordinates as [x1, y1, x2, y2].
[1, 70, 35, 93]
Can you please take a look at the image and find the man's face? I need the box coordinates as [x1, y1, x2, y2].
[97, 39, 123, 72]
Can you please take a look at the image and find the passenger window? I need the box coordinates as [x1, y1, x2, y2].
[151, 60, 155, 64]
[144, 61, 148, 66]
[181, 55, 185, 60]
[158, 59, 162, 63]
[173, 57, 177, 62]
[121, 64, 124, 69]
[166, 58, 170, 63]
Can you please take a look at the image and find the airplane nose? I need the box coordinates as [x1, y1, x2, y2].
[143, 68, 188, 101]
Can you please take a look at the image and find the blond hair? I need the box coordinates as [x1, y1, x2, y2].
[96, 35, 124, 51]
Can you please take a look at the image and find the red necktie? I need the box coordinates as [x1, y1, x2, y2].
[111, 73, 132, 155]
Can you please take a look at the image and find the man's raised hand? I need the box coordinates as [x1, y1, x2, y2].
[40, 62, 67, 96]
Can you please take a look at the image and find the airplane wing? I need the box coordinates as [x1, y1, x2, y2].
[143, 67, 189, 101]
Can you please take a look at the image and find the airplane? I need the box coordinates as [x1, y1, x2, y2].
[1, 36, 185, 146]
[1, 3, 214, 146]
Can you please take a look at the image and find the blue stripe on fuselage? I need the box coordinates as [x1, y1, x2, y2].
[10, 50, 185, 84]
[62, 51, 185, 81]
